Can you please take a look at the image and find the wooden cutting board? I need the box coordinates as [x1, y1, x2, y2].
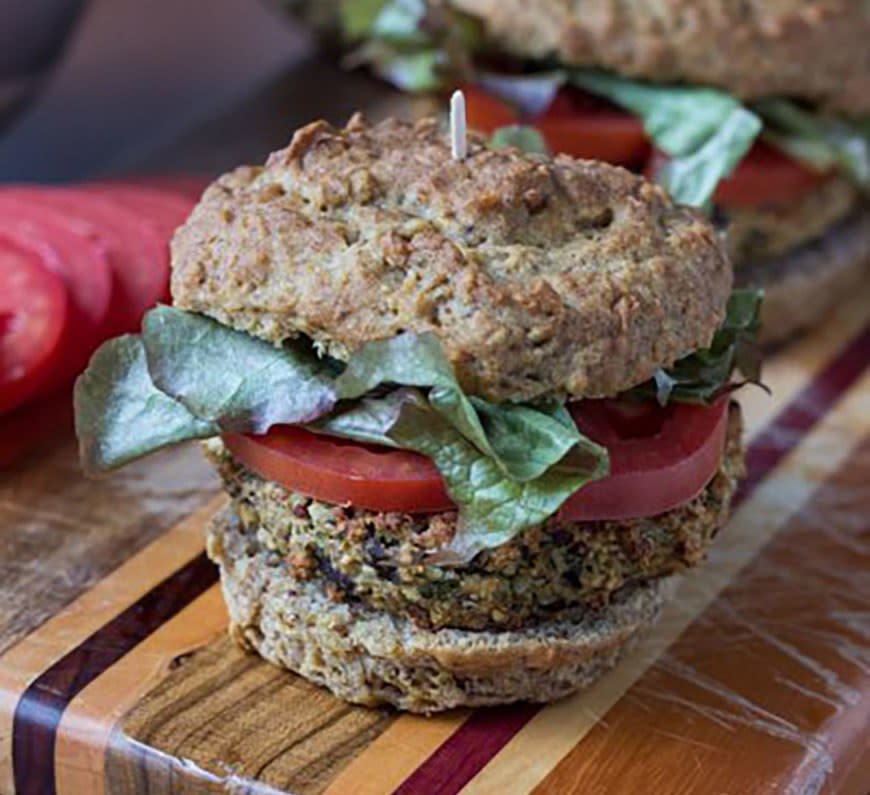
[1, 285, 867, 795]
[1, 59, 869, 791]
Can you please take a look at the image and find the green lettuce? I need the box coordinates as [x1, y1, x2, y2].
[627, 288, 764, 406]
[490, 125, 549, 154]
[571, 72, 762, 206]
[75, 307, 606, 560]
[755, 99, 870, 189]
[74, 336, 218, 473]
[318, 389, 606, 561]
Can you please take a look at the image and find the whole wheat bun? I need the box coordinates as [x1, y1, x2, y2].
[171, 114, 731, 404]
[452, 0, 870, 115]
[207, 509, 677, 713]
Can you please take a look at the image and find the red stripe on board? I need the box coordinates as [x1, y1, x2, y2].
[393, 325, 870, 795]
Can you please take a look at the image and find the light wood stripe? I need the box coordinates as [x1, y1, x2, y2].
[0, 495, 225, 794]
[315, 286, 870, 795]
[54, 586, 228, 795]
[459, 371, 870, 795]
[322, 713, 468, 795]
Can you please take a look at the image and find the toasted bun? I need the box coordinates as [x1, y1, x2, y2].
[208, 508, 677, 713]
[736, 207, 870, 345]
[171, 115, 731, 402]
[453, 0, 870, 115]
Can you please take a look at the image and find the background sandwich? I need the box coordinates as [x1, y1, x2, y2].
[75, 114, 761, 712]
[301, 0, 870, 344]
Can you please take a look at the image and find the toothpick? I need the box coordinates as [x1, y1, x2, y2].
[450, 90, 467, 160]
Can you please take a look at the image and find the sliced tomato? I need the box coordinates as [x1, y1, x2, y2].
[465, 85, 520, 133]
[0, 196, 113, 394]
[83, 184, 196, 246]
[11, 187, 171, 335]
[465, 85, 649, 168]
[559, 398, 729, 521]
[647, 142, 831, 207]
[223, 427, 452, 514]
[225, 398, 728, 521]
[0, 240, 69, 414]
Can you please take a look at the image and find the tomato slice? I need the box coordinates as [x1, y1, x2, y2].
[12, 187, 171, 336]
[0, 196, 113, 394]
[225, 399, 729, 521]
[465, 85, 650, 168]
[559, 398, 729, 521]
[0, 240, 69, 414]
[224, 427, 452, 514]
[647, 142, 830, 208]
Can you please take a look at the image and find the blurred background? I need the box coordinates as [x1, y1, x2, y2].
[0, 0, 385, 181]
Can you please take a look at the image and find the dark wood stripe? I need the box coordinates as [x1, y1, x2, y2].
[394, 324, 870, 795]
[12, 552, 217, 795]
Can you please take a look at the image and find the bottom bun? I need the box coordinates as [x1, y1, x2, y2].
[737, 207, 870, 346]
[208, 509, 678, 713]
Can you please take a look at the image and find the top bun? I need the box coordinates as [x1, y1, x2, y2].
[171, 114, 731, 403]
[453, 0, 870, 115]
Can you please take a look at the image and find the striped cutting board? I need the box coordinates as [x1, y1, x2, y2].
[1, 286, 868, 795]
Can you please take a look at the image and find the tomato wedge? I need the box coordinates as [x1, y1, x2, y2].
[224, 427, 451, 514]
[647, 142, 830, 208]
[560, 398, 729, 521]
[225, 398, 728, 521]
[0, 240, 69, 414]
[465, 85, 650, 168]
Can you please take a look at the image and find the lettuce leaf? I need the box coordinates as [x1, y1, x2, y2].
[75, 309, 606, 559]
[490, 125, 549, 154]
[334, 331, 601, 482]
[755, 99, 870, 189]
[571, 72, 762, 206]
[317, 389, 607, 561]
[626, 288, 764, 406]
[143, 306, 337, 433]
[74, 336, 218, 474]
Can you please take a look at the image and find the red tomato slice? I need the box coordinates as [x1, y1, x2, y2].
[223, 427, 452, 514]
[559, 398, 729, 521]
[647, 142, 830, 208]
[465, 85, 650, 168]
[0, 196, 113, 393]
[11, 187, 171, 336]
[225, 399, 728, 521]
[83, 184, 196, 246]
[0, 240, 69, 414]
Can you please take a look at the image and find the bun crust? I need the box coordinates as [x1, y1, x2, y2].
[453, 0, 870, 114]
[171, 115, 731, 402]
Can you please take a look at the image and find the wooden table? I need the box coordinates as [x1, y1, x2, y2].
[1, 58, 869, 795]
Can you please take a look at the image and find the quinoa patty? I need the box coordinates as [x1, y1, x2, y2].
[452, 0, 870, 115]
[204, 404, 743, 632]
[172, 114, 731, 403]
[208, 507, 678, 713]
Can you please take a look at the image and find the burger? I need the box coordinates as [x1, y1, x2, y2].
[314, 0, 870, 344]
[75, 113, 760, 712]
